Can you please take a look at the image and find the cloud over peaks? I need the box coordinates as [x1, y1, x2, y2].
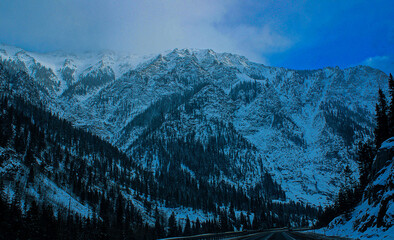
[361, 56, 394, 75]
[0, 0, 294, 64]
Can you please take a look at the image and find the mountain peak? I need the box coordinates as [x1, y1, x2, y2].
[0, 44, 389, 207]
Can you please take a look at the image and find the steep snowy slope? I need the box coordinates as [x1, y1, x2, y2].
[0, 94, 304, 236]
[0, 44, 388, 206]
[318, 138, 394, 239]
[233, 66, 382, 205]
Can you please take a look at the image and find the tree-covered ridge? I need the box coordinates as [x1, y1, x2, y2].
[0, 94, 319, 239]
[316, 73, 394, 229]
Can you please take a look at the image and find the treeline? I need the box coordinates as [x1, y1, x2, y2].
[322, 101, 372, 146]
[131, 114, 286, 207]
[316, 73, 394, 227]
[0, 187, 316, 240]
[62, 67, 115, 96]
[0, 193, 144, 240]
[117, 82, 209, 145]
[0, 93, 319, 239]
[0, 94, 153, 238]
[229, 81, 261, 104]
[374, 74, 394, 149]
[0, 58, 321, 238]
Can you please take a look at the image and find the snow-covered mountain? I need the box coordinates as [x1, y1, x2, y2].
[0, 44, 388, 206]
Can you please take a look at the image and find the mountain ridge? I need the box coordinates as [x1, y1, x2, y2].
[0, 44, 388, 206]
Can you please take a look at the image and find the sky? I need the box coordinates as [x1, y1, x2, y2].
[0, 0, 393, 74]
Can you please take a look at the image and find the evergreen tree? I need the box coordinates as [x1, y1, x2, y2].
[239, 212, 244, 229]
[26, 201, 41, 239]
[154, 216, 163, 239]
[342, 165, 354, 188]
[388, 73, 394, 136]
[168, 212, 178, 237]
[252, 214, 261, 230]
[183, 215, 191, 236]
[356, 141, 375, 188]
[219, 210, 229, 231]
[0, 179, 3, 197]
[194, 217, 201, 234]
[374, 89, 389, 149]
[115, 195, 124, 228]
[24, 148, 35, 167]
[28, 167, 35, 183]
[229, 203, 236, 223]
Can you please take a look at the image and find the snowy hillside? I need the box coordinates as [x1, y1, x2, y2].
[0, 44, 388, 206]
[317, 138, 394, 239]
[0, 94, 316, 239]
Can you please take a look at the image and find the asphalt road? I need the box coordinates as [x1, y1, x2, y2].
[230, 229, 345, 240]
[161, 228, 348, 240]
[237, 231, 301, 240]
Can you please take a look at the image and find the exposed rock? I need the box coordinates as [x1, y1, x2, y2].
[373, 137, 394, 176]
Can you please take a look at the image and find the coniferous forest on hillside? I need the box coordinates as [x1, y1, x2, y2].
[0, 48, 392, 239]
[0, 92, 318, 239]
[316, 74, 394, 229]
[1, 1, 393, 238]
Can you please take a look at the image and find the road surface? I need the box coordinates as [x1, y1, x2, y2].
[228, 229, 347, 240]
[161, 228, 349, 240]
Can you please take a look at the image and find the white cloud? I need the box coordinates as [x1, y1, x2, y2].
[98, 0, 295, 63]
[0, 0, 294, 64]
[361, 56, 394, 75]
[219, 24, 294, 62]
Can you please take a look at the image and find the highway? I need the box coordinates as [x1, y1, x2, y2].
[226, 229, 348, 240]
[161, 228, 350, 240]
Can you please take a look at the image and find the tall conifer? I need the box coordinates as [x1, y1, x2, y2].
[388, 73, 394, 136]
[374, 89, 389, 149]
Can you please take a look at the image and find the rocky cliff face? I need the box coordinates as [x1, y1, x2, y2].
[0, 44, 388, 206]
[321, 138, 394, 239]
[373, 137, 394, 175]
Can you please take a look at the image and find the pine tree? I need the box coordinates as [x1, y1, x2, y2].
[252, 214, 261, 230]
[183, 215, 191, 236]
[154, 216, 163, 239]
[356, 141, 375, 188]
[0, 178, 3, 197]
[374, 89, 389, 149]
[343, 165, 354, 188]
[219, 210, 229, 232]
[24, 148, 35, 167]
[115, 195, 124, 228]
[26, 201, 41, 239]
[388, 73, 394, 136]
[28, 167, 35, 183]
[229, 203, 236, 223]
[168, 212, 178, 237]
[194, 217, 201, 234]
[239, 212, 246, 230]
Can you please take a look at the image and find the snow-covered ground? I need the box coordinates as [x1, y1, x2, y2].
[0, 147, 92, 218]
[316, 145, 394, 239]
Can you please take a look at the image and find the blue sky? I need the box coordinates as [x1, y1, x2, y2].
[0, 0, 393, 74]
